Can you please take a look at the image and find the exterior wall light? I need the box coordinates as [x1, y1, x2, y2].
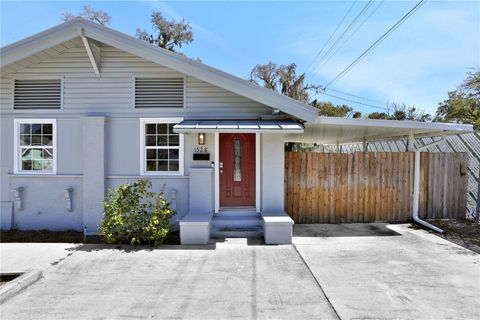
[198, 132, 206, 145]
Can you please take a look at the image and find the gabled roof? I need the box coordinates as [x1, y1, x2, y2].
[0, 18, 319, 122]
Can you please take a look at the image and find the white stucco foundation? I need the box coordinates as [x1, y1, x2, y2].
[261, 212, 294, 245]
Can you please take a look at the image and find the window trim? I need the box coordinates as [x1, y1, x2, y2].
[133, 75, 186, 110]
[139, 118, 184, 176]
[13, 118, 57, 175]
[11, 76, 64, 111]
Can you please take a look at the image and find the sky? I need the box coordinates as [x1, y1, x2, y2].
[1, 0, 479, 116]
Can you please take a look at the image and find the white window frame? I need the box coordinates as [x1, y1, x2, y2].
[140, 118, 184, 176]
[13, 119, 57, 175]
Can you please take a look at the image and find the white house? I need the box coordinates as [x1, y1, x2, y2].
[0, 19, 473, 244]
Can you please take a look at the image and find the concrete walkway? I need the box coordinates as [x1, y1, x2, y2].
[293, 223, 480, 320]
[0, 243, 76, 273]
[1, 238, 338, 320]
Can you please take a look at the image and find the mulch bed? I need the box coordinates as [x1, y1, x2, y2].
[411, 219, 480, 254]
[0, 230, 180, 245]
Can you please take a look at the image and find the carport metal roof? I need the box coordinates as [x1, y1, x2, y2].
[173, 119, 304, 134]
[285, 116, 474, 144]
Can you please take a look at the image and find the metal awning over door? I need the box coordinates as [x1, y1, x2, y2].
[173, 119, 304, 134]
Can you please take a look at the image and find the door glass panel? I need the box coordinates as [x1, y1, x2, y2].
[233, 138, 241, 182]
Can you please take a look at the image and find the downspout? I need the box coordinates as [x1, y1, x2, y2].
[412, 135, 446, 233]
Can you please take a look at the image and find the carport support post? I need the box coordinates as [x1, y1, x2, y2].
[82, 116, 106, 235]
[407, 130, 415, 151]
[476, 170, 479, 222]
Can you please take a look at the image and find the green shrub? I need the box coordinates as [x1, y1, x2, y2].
[98, 179, 173, 245]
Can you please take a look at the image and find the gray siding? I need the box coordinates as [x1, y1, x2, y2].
[0, 41, 273, 231]
[1, 42, 272, 117]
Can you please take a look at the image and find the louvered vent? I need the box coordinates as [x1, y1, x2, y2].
[14, 79, 61, 109]
[135, 78, 184, 108]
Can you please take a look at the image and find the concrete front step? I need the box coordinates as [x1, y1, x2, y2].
[210, 226, 263, 238]
[215, 210, 260, 217]
[212, 215, 263, 228]
[211, 213, 264, 238]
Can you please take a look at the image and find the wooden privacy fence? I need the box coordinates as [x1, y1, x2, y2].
[285, 152, 468, 224]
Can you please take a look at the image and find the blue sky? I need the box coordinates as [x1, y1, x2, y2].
[1, 0, 479, 115]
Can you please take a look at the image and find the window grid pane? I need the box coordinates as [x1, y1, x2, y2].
[20, 147, 54, 171]
[144, 122, 181, 173]
[18, 122, 54, 172]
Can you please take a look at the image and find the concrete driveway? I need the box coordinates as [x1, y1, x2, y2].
[0, 238, 337, 320]
[294, 223, 480, 320]
[1, 224, 479, 320]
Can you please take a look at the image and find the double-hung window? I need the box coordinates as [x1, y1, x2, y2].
[140, 118, 184, 175]
[14, 119, 56, 174]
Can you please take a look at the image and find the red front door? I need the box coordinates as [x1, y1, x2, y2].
[220, 133, 256, 207]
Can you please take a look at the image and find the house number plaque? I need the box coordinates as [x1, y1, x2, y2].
[194, 146, 208, 153]
[193, 146, 210, 161]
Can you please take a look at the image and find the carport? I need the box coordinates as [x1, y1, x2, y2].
[284, 116, 474, 231]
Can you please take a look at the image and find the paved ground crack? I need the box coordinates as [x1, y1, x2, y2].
[292, 243, 342, 320]
[49, 252, 74, 268]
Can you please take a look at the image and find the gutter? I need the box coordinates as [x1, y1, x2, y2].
[412, 135, 446, 233]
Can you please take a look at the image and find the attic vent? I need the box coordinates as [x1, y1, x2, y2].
[135, 78, 184, 108]
[14, 79, 61, 109]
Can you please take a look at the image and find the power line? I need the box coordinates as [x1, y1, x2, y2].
[313, 90, 389, 111]
[326, 88, 386, 104]
[313, 89, 431, 116]
[323, 0, 428, 89]
[310, 1, 374, 75]
[314, 0, 384, 73]
[304, 1, 357, 75]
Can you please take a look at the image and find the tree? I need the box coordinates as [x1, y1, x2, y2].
[250, 62, 319, 102]
[136, 12, 193, 52]
[366, 102, 432, 122]
[435, 70, 480, 130]
[312, 100, 354, 117]
[367, 112, 390, 120]
[61, 5, 111, 26]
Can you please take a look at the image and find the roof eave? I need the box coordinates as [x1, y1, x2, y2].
[316, 116, 474, 132]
